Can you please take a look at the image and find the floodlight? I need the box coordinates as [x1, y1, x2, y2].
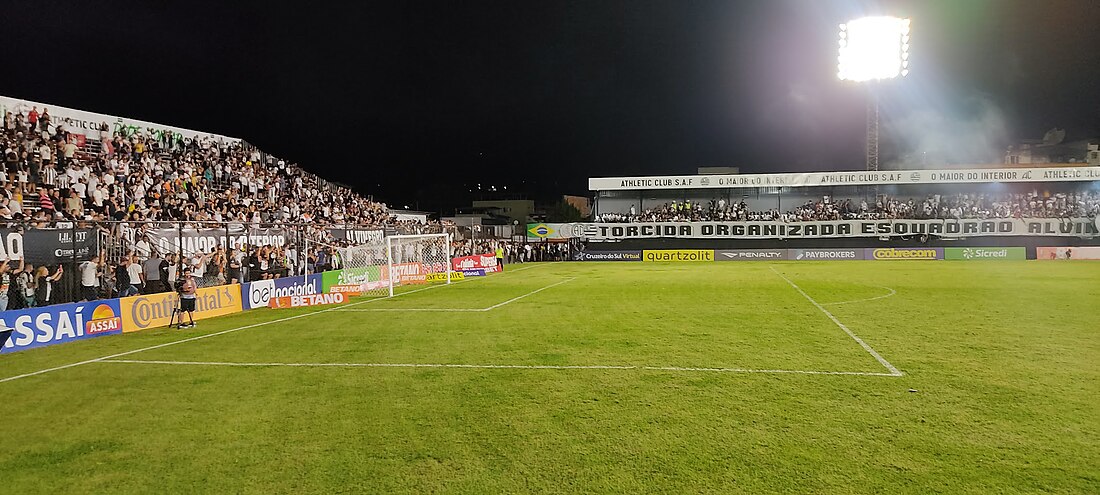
[837, 16, 911, 82]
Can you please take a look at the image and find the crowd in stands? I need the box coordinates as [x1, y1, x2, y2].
[597, 192, 1100, 223]
[1, 105, 444, 232]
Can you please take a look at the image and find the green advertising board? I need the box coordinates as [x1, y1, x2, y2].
[944, 247, 1026, 261]
[320, 266, 383, 292]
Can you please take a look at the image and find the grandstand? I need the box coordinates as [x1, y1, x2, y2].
[2, 99, 1100, 495]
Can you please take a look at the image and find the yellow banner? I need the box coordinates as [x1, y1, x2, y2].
[120, 284, 244, 332]
[642, 249, 714, 262]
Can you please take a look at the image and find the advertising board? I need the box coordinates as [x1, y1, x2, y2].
[788, 249, 865, 260]
[0, 227, 98, 265]
[0, 300, 123, 353]
[451, 253, 501, 272]
[864, 247, 944, 260]
[641, 250, 714, 262]
[1037, 246, 1100, 260]
[242, 275, 323, 310]
[268, 292, 347, 309]
[572, 250, 642, 261]
[944, 247, 1026, 260]
[715, 249, 787, 261]
[120, 284, 243, 331]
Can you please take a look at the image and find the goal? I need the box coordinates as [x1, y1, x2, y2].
[338, 233, 452, 297]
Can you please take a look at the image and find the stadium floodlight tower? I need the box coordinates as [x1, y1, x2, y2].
[838, 16, 910, 171]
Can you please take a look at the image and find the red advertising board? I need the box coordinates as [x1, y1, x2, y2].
[451, 252, 501, 272]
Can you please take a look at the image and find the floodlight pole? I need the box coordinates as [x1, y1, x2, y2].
[866, 85, 879, 172]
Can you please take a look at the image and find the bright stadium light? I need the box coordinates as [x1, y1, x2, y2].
[837, 16, 910, 82]
[837, 15, 910, 172]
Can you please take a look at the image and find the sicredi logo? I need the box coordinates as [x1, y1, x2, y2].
[963, 248, 1009, 259]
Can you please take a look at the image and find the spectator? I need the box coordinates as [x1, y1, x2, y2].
[143, 251, 168, 294]
[34, 265, 63, 307]
[0, 255, 23, 311]
[80, 255, 101, 301]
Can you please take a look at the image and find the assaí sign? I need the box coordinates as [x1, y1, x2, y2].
[120, 284, 243, 331]
[0, 300, 124, 353]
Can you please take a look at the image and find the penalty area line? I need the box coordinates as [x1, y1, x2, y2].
[768, 266, 903, 377]
[336, 276, 578, 313]
[97, 359, 900, 377]
[0, 266, 534, 385]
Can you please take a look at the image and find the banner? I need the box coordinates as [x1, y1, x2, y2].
[119, 284, 243, 331]
[326, 228, 384, 244]
[0, 228, 98, 265]
[0, 300, 123, 353]
[642, 250, 714, 262]
[789, 248, 865, 260]
[572, 250, 642, 261]
[242, 274, 323, 310]
[527, 223, 587, 240]
[944, 247, 1026, 260]
[864, 248, 944, 260]
[136, 226, 287, 255]
[589, 166, 1100, 191]
[451, 253, 501, 272]
[715, 249, 787, 261]
[321, 266, 384, 293]
[0, 95, 240, 144]
[269, 292, 347, 309]
[1037, 246, 1100, 260]
[574, 218, 1098, 240]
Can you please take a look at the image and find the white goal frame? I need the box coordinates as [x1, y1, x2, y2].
[384, 233, 453, 297]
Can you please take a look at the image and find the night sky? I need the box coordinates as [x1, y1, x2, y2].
[4, 0, 1099, 213]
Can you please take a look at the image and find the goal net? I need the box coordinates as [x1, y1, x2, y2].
[337, 233, 452, 298]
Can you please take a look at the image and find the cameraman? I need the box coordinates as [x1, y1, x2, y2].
[177, 267, 197, 328]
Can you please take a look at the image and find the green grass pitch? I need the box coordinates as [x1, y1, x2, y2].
[1, 261, 1098, 494]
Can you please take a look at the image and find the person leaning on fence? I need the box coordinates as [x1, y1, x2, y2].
[34, 265, 63, 307]
[177, 267, 197, 328]
[80, 255, 101, 302]
[0, 255, 24, 311]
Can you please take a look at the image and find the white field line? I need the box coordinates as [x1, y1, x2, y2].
[768, 266, 903, 377]
[820, 286, 897, 306]
[98, 359, 898, 377]
[0, 265, 546, 384]
[337, 277, 577, 313]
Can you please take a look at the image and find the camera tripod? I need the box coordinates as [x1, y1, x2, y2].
[168, 306, 195, 329]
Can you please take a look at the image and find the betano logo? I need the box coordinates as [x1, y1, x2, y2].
[872, 248, 938, 260]
[528, 224, 554, 238]
[86, 304, 122, 335]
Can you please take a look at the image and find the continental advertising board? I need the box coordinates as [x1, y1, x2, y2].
[119, 284, 243, 332]
[0, 300, 124, 353]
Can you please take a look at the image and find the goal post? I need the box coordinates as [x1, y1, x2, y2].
[336, 233, 452, 298]
[385, 234, 452, 296]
